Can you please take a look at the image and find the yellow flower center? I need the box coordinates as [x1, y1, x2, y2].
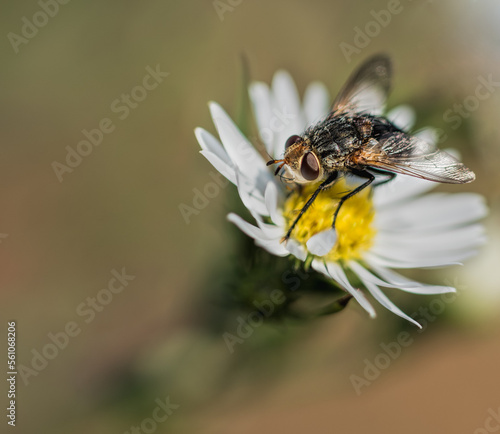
[282, 178, 376, 261]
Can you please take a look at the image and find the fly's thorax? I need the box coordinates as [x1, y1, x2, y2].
[307, 116, 362, 155]
[301, 115, 363, 173]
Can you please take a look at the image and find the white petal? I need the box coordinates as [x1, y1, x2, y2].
[365, 281, 422, 328]
[375, 193, 488, 232]
[255, 238, 290, 257]
[370, 240, 478, 266]
[373, 175, 436, 208]
[306, 229, 337, 256]
[324, 262, 376, 318]
[414, 127, 438, 147]
[234, 171, 268, 216]
[364, 260, 457, 295]
[444, 147, 460, 160]
[349, 262, 422, 328]
[272, 70, 305, 132]
[199, 151, 236, 185]
[254, 220, 285, 239]
[227, 213, 269, 241]
[249, 209, 286, 239]
[350, 260, 428, 292]
[195, 127, 232, 165]
[386, 105, 416, 131]
[209, 102, 270, 186]
[303, 82, 330, 125]
[375, 224, 486, 253]
[249, 82, 275, 155]
[365, 252, 464, 269]
[264, 181, 285, 227]
[271, 71, 305, 157]
[285, 239, 308, 261]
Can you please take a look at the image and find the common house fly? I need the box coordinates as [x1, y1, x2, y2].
[267, 54, 475, 245]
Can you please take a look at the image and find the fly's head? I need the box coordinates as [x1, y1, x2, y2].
[267, 134, 323, 184]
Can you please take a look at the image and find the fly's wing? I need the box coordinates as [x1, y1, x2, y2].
[353, 132, 475, 184]
[332, 54, 392, 116]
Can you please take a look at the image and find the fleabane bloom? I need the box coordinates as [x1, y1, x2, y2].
[194, 71, 487, 327]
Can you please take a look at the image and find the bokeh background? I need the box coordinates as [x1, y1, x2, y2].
[1, 1, 500, 433]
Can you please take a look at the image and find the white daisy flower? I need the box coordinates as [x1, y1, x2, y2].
[194, 70, 487, 327]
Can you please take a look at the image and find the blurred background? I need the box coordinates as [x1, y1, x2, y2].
[1, 0, 500, 433]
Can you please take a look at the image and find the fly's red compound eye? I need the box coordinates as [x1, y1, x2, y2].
[285, 134, 301, 150]
[300, 152, 320, 181]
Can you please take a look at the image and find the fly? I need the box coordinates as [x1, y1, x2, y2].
[267, 54, 475, 244]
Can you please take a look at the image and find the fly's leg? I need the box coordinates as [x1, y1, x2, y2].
[331, 169, 375, 229]
[281, 172, 338, 243]
[369, 168, 396, 187]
